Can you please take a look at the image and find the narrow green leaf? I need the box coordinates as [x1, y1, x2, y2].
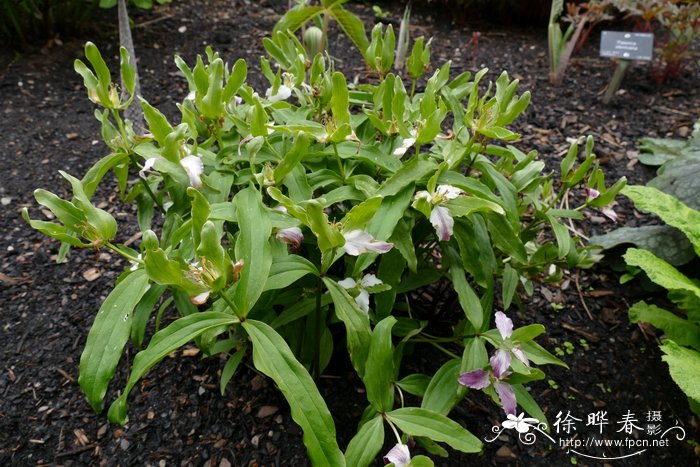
[263, 255, 319, 292]
[323, 277, 371, 377]
[108, 312, 239, 423]
[220, 348, 246, 395]
[232, 187, 273, 316]
[243, 320, 345, 466]
[344, 415, 384, 467]
[79, 270, 150, 412]
[421, 359, 466, 415]
[364, 317, 397, 412]
[386, 407, 482, 453]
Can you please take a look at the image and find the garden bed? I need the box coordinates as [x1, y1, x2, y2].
[1, 0, 699, 465]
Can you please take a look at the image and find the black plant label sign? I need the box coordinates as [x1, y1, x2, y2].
[600, 31, 654, 61]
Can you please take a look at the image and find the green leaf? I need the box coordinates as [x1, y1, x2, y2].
[306, 200, 345, 253]
[273, 5, 324, 36]
[344, 415, 384, 467]
[141, 99, 174, 146]
[591, 225, 695, 266]
[342, 196, 383, 232]
[232, 187, 273, 316]
[220, 348, 246, 395]
[331, 7, 370, 53]
[108, 312, 238, 423]
[501, 263, 518, 310]
[364, 317, 397, 412]
[624, 248, 700, 300]
[623, 185, 700, 254]
[378, 158, 436, 197]
[661, 340, 700, 403]
[512, 384, 549, 430]
[274, 133, 310, 184]
[629, 301, 700, 351]
[421, 359, 466, 415]
[396, 374, 431, 397]
[449, 264, 484, 330]
[263, 255, 319, 292]
[79, 270, 150, 412]
[324, 277, 371, 377]
[243, 320, 345, 466]
[385, 407, 482, 453]
[519, 340, 567, 367]
[131, 283, 167, 349]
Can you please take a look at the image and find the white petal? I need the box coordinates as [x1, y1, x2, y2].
[190, 291, 210, 305]
[265, 84, 292, 103]
[429, 205, 454, 241]
[276, 226, 303, 249]
[360, 273, 383, 288]
[338, 277, 357, 289]
[384, 443, 411, 467]
[342, 230, 393, 256]
[414, 190, 432, 201]
[495, 311, 513, 339]
[139, 157, 161, 178]
[392, 146, 409, 158]
[180, 155, 204, 188]
[355, 289, 370, 313]
[436, 184, 465, 200]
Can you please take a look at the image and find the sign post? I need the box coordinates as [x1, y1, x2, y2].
[599, 31, 654, 104]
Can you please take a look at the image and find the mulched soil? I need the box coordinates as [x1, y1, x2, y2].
[1, 1, 699, 466]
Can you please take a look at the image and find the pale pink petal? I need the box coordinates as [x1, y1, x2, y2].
[338, 277, 357, 289]
[490, 349, 511, 379]
[458, 369, 491, 389]
[180, 155, 204, 187]
[360, 273, 383, 288]
[429, 205, 454, 241]
[355, 289, 370, 313]
[495, 311, 513, 339]
[276, 226, 303, 250]
[383, 443, 411, 467]
[342, 230, 393, 256]
[511, 346, 530, 367]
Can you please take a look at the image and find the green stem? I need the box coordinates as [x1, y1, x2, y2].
[111, 109, 163, 209]
[105, 242, 143, 263]
[429, 341, 460, 360]
[332, 143, 345, 179]
[219, 291, 243, 320]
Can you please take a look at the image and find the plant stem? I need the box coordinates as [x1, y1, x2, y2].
[105, 242, 143, 263]
[219, 291, 242, 320]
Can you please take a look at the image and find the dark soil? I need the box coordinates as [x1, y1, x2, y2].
[1, 1, 699, 466]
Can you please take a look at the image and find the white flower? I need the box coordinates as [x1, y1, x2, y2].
[139, 153, 204, 188]
[265, 84, 292, 103]
[180, 155, 204, 188]
[338, 273, 383, 313]
[414, 184, 465, 241]
[392, 137, 416, 158]
[383, 443, 411, 467]
[342, 230, 393, 256]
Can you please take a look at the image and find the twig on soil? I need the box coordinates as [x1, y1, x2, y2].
[574, 272, 594, 320]
[54, 443, 97, 460]
[561, 322, 600, 343]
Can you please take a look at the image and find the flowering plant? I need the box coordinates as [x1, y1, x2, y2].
[24, 29, 624, 464]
